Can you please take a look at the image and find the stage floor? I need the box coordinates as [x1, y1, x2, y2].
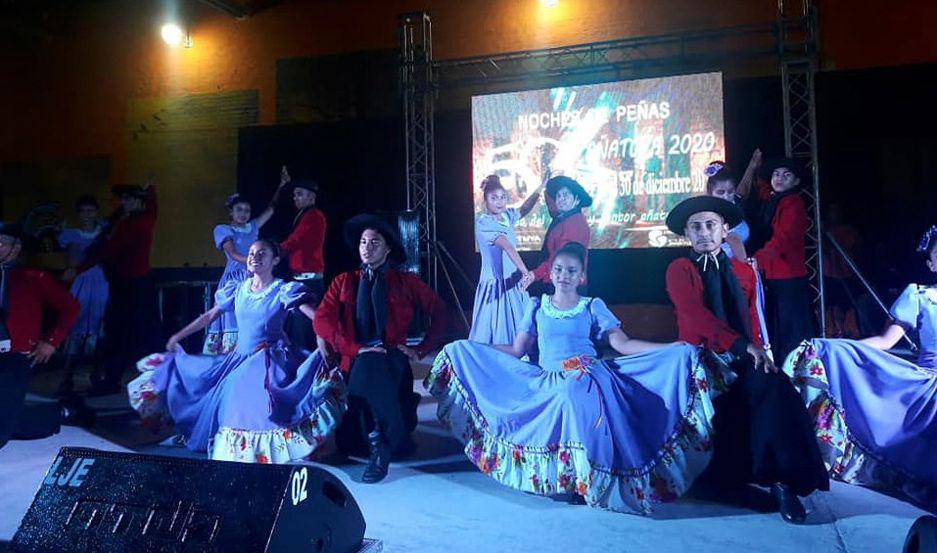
[0, 379, 929, 553]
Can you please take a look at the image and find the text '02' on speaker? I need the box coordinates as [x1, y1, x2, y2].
[12, 447, 366, 552]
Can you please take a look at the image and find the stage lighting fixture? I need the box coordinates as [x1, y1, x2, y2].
[161, 23, 191, 47]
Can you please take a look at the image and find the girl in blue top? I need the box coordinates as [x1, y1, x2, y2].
[203, 167, 288, 353]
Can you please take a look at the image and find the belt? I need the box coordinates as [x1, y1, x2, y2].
[293, 272, 324, 281]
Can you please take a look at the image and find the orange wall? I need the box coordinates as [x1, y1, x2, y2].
[1, 0, 934, 266]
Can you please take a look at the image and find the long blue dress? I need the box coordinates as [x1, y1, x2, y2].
[59, 227, 109, 355]
[427, 295, 725, 514]
[784, 283, 937, 505]
[469, 208, 530, 344]
[129, 278, 345, 464]
[203, 221, 259, 354]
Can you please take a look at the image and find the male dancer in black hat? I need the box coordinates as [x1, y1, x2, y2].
[80, 177, 160, 395]
[315, 214, 448, 483]
[279, 175, 327, 350]
[664, 196, 828, 524]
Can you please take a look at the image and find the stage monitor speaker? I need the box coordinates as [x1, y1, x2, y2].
[905, 516, 937, 553]
[12, 447, 366, 553]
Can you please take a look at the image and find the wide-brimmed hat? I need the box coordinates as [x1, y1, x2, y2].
[761, 157, 806, 182]
[343, 213, 407, 264]
[289, 178, 320, 194]
[545, 176, 593, 208]
[0, 222, 26, 241]
[111, 184, 148, 199]
[665, 196, 743, 235]
[0, 222, 36, 251]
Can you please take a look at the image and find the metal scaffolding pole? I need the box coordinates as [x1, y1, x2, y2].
[778, 0, 825, 336]
[399, 11, 437, 289]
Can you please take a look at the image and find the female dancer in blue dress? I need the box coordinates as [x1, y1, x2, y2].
[203, 167, 289, 354]
[427, 242, 723, 514]
[784, 225, 937, 506]
[469, 174, 544, 344]
[129, 239, 344, 463]
[57, 195, 110, 395]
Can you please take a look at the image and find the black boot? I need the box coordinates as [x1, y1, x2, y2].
[772, 483, 807, 524]
[362, 431, 390, 483]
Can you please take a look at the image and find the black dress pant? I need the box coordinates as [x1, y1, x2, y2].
[765, 276, 816, 363]
[99, 274, 160, 388]
[0, 353, 31, 450]
[704, 354, 830, 497]
[285, 277, 324, 351]
[336, 349, 420, 455]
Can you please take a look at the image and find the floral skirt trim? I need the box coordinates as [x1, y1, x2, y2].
[786, 340, 937, 506]
[208, 395, 345, 464]
[202, 331, 238, 355]
[129, 353, 346, 464]
[424, 350, 720, 515]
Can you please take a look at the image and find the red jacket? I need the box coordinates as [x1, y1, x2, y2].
[753, 182, 808, 280]
[3, 267, 79, 353]
[666, 257, 763, 354]
[281, 208, 326, 274]
[533, 211, 591, 283]
[314, 268, 448, 371]
[82, 186, 157, 280]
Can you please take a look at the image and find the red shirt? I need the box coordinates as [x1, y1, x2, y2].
[3, 267, 79, 353]
[753, 182, 808, 280]
[665, 257, 763, 353]
[533, 211, 591, 283]
[314, 268, 448, 371]
[82, 186, 158, 280]
[281, 208, 326, 274]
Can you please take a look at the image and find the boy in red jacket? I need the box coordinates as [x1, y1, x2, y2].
[749, 157, 816, 362]
[0, 223, 79, 449]
[664, 196, 828, 524]
[315, 214, 447, 483]
[280, 177, 326, 350]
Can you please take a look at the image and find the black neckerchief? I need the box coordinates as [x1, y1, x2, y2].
[541, 208, 580, 256]
[689, 250, 751, 342]
[292, 207, 311, 230]
[758, 185, 802, 231]
[355, 262, 389, 344]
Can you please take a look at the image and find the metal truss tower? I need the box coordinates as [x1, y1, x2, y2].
[778, 0, 825, 335]
[399, 11, 437, 289]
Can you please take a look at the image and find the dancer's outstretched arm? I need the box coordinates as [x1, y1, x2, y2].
[607, 328, 672, 356]
[255, 166, 291, 229]
[518, 180, 546, 218]
[859, 323, 906, 351]
[166, 306, 223, 351]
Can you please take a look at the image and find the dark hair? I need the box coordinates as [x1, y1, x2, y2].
[252, 238, 281, 259]
[226, 193, 251, 209]
[75, 195, 99, 210]
[481, 174, 504, 197]
[554, 241, 588, 267]
[706, 164, 736, 194]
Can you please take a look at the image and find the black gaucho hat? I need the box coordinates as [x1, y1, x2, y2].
[665, 196, 743, 236]
[761, 157, 806, 182]
[289, 178, 320, 194]
[545, 175, 593, 208]
[0, 222, 36, 250]
[111, 184, 148, 199]
[344, 214, 407, 264]
[0, 222, 26, 241]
